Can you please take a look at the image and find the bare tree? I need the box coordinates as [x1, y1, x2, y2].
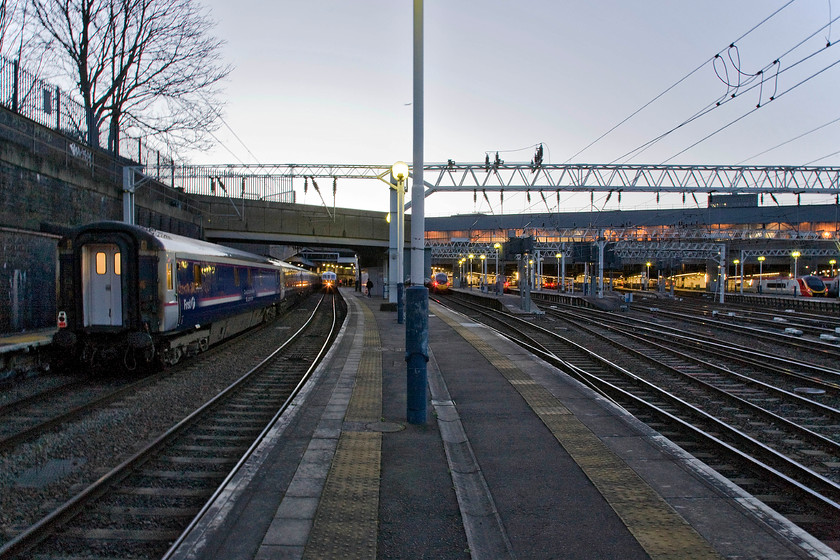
[0, 0, 8, 52]
[31, 0, 229, 155]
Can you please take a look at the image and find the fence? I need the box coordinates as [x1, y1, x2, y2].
[0, 53, 174, 179]
[169, 167, 295, 202]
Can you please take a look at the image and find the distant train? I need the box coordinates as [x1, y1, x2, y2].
[661, 272, 828, 297]
[321, 271, 338, 291]
[430, 272, 450, 293]
[822, 276, 840, 297]
[739, 275, 827, 297]
[52, 222, 319, 368]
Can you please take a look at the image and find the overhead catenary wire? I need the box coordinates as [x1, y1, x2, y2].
[738, 115, 840, 163]
[661, 53, 840, 164]
[564, 0, 798, 163]
[614, 30, 840, 164]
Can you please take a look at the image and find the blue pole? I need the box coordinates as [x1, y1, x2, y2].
[397, 282, 405, 324]
[405, 285, 428, 424]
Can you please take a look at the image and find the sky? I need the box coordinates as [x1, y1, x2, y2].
[184, 0, 840, 218]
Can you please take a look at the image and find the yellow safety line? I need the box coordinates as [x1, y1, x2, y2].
[435, 306, 721, 560]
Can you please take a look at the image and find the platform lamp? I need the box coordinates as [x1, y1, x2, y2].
[529, 258, 534, 290]
[494, 242, 502, 294]
[468, 253, 474, 289]
[830, 259, 836, 276]
[391, 161, 408, 323]
[791, 250, 800, 279]
[757, 256, 765, 293]
[645, 261, 651, 290]
[556, 252, 562, 292]
[480, 254, 486, 290]
[732, 259, 740, 293]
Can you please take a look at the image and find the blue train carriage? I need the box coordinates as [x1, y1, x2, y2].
[53, 221, 317, 368]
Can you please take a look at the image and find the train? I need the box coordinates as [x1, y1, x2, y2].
[321, 271, 338, 290]
[735, 274, 827, 297]
[670, 271, 827, 296]
[429, 272, 450, 293]
[52, 221, 319, 369]
[822, 276, 840, 297]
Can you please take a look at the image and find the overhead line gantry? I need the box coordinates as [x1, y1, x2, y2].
[160, 162, 840, 198]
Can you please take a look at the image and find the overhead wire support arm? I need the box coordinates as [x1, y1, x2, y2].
[421, 162, 840, 195]
[160, 162, 840, 199]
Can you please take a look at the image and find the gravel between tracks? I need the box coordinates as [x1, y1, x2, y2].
[0, 299, 318, 545]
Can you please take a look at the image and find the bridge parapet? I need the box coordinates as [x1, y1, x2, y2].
[197, 194, 396, 251]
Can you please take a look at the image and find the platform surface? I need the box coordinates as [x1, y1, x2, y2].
[164, 288, 839, 560]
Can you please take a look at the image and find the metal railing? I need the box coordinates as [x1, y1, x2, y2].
[0, 54, 174, 179]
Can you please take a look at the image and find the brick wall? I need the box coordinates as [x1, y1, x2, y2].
[0, 106, 203, 334]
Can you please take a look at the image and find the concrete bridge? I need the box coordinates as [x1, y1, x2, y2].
[194, 193, 400, 267]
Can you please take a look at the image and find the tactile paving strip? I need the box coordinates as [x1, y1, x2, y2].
[303, 432, 381, 559]
[304, 303, 382, 560]
[436, 307, 722, 560]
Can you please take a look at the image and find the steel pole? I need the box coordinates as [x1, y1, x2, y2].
[406, 0, 428, 425]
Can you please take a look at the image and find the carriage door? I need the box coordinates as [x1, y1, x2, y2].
[83, 244, 123, 326]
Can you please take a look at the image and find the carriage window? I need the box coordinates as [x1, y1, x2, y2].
[167, 263, 174, 290]
[96, 252, 107, 274]
[234, 267, 240, 287]
[194, 264, 202, 287]
[114, 252, 121, 276]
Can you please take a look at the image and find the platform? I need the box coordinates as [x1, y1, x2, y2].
[164, 288, 839, 560]
[0, 328, 54, 380]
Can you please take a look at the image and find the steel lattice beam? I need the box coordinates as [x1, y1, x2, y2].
[148, 162, 840, 196]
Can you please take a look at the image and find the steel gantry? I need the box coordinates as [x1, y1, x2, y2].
[146, 162, 840, 198]
[425, 162, 840, 196]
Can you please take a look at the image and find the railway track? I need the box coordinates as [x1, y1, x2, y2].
[433, 292, 840, 551]
[635, 295, 840, 343]
[0, 373, 170, 454]
[535, 293, 840, 368]
[532, 297, 840, 392]
[0, 292, 345, 560]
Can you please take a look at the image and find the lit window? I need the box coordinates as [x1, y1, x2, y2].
[96, 252, 107, 274]
[114, 252, 121, 276]
[167, 263, 174, 290]
[194, 264, 202, 288]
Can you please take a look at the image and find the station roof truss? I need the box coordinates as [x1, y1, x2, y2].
[429, 242, 573, 260]
[737, 247, 839, 258]
[429, 226, 839, 262]
[151, 162, 840, 197]
[429, 226, 837, 246]
[613, 242, 725, 262]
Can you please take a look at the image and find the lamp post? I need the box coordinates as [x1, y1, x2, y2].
[404, 0, 428, 425]
[791, 250, 800, 279]
[494, 242, 502, 294]
[556, 252, 562, 293]
[732, 259, 740, 294]
[757, 255, 765, 293]
[468, 253, 474, 289]
[529, 258, 534, 291]
[391, 161, 408, 323]
[480, 254, 486, 291]
[645, 262, 651, 290]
